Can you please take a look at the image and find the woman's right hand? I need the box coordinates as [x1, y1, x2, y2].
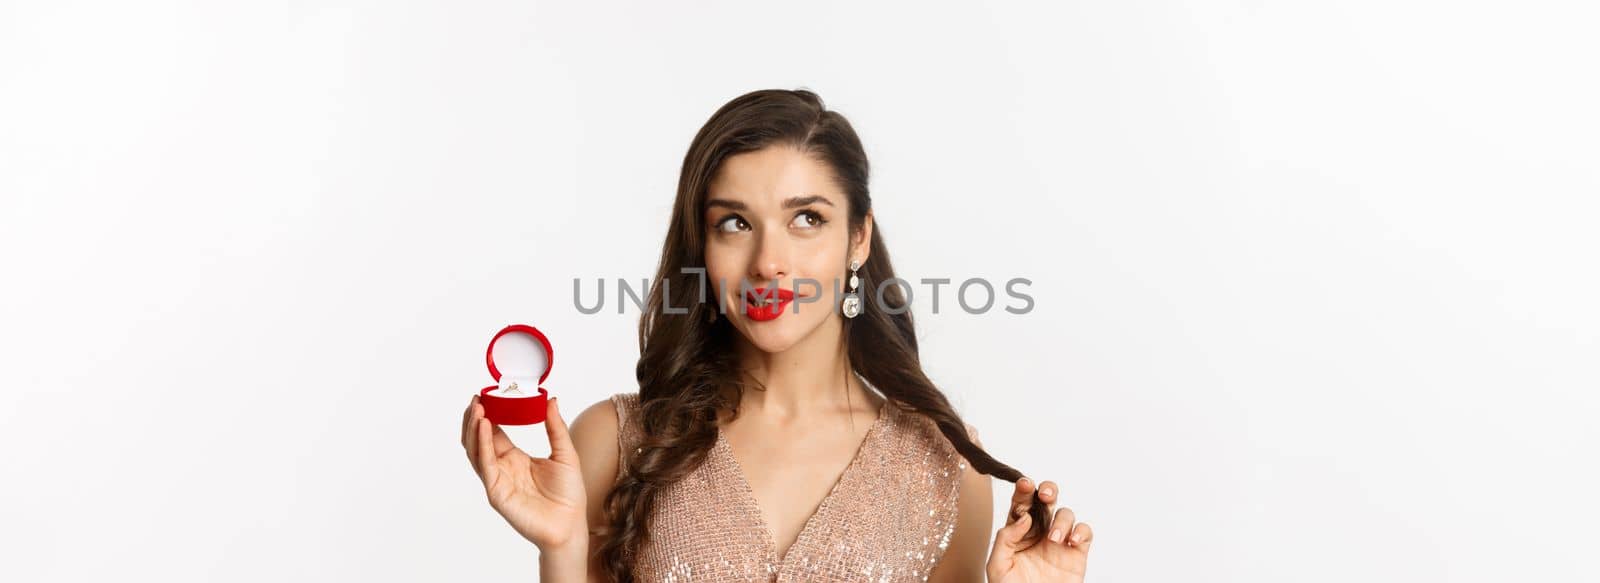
[461, 395, 588, 551]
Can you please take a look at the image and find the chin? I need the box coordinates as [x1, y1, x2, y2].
[737, 313, 827, 354]
[738, 323, 804, 353]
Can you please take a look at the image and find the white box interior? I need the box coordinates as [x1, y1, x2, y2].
[489, 330, 548, 398]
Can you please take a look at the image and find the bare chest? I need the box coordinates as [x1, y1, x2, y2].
[721, 423, 876, 560]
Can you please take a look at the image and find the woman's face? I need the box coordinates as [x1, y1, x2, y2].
[703, 145, 870, 354]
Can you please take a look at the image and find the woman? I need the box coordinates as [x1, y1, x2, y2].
[460, 89, 1094, 582]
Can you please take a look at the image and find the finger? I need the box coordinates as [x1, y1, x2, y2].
[1069, 521, 1094, 554]
[460, 395, 478, 449]
[490, 422, 517, 457]
[1036, 480, 1059, 506]
[462, 399, 484, 473]
[1036, 480, 1059, 526]
[988, 506, 1031, 564]
[1048, 506, 1077, 546]
[1006, 477, 1036, 523]
[544, 397, 579, 465]
[475, 417, 499, 488]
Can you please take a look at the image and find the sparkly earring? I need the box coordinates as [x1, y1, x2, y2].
[841, 259, 862, 318]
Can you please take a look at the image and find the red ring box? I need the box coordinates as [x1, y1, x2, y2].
[478, 324, 552, 425]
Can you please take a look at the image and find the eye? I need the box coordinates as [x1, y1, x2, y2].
[790, 210, 825, 229]
[715, 214, 750, 233]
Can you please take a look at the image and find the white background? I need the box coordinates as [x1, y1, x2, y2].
[2, 1, 1596, 581]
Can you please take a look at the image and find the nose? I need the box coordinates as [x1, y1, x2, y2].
[749, 228, 788, 284]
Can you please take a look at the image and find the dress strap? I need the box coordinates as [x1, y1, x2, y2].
[608, 392, 643, 482]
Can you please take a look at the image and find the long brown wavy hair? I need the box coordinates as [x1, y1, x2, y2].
[594, 88, 1048, 581]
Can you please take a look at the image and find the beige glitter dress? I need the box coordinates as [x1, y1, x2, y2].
[608, 391, 971, 583]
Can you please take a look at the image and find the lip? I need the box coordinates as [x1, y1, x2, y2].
[744, 287, 797, 322]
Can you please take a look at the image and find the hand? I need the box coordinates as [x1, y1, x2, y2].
[986, 478, 1094, 582]
[460, 395, 587, 550]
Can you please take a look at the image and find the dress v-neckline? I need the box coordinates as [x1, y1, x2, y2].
[715, 400, 893, 573]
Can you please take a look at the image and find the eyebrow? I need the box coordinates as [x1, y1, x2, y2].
[706, 195, 836, 211]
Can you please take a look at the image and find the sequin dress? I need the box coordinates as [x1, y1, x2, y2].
[608, 392, 969, 583]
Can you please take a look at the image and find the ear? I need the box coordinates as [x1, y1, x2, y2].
[850, 212, 874, 266]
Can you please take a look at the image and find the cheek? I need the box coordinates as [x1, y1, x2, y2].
[796, 238, 847, 278]
[703, 241, 746, 293]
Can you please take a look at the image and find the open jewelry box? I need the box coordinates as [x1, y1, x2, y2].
[478, 324, 552, 425]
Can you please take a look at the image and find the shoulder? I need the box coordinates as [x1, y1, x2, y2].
[570, 393, 642, 461]
[928, 419, 993, 582]
[568, 394, 632, 525]
[935, 419, 987, 495]
[950, 419, 992, 507]
[963, 421, 982, 447]
[954, 422, 989, 510]
[569, 394, 624, 446]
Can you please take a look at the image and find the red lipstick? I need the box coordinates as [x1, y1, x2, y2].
[744, 287, 795, 322]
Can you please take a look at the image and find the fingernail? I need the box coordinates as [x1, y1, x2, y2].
[1042, 486, 1054, 497]
[1072, 533, 1085, 544]
[1019, 477, 1032, 489]
[1050, 529, 1065, 543]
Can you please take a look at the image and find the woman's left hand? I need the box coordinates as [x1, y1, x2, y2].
[986, 478, 1094, 582]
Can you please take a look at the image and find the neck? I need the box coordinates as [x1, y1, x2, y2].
[730, 318, 875, 423]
